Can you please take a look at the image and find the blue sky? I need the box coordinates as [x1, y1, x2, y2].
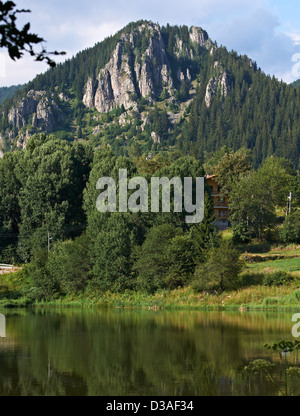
[0, 0, 300, 86]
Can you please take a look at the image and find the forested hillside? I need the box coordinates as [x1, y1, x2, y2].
[176, 49, 300, 167]
[292, 79, 300, 88]
[0, 20, 299, 169]
[0, 84, 23, 105]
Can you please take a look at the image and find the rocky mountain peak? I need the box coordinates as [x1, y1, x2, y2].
[1, 21, 224, 152]
[83, 22, 174, 113]
[82, 21, 214, 114]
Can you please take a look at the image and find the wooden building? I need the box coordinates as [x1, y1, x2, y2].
[206, 175, 230, 230]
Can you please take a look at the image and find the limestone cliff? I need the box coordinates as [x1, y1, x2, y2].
[83, 23, 173, 112]
[82, 22, 211, 113]
[8, 90, 63, 133]
[205, 62, 230, 108]
[1, 21, 229, 153]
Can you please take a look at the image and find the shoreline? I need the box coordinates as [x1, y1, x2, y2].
[1, 285, 300, 312]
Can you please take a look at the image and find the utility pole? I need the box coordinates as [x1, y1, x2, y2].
[286, 193, 292, 216]
[48, 232, 51, 253]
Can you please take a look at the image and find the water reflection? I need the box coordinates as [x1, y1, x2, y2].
[0, 309, 298, 396]
[0, 314, 5, 338]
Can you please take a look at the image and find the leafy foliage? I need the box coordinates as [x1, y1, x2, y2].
[246, 340, 300, 396]
[0, 20, 300, 299]
[292, 79, 300, 89]
[82, 150, 216, 294]
[229, 157, 296, 242]
[262, 271, 294, 287]
[193, 240, 244, 292]
[46, 234, 91, 294]
[0, 1, 65, 66]
[214, 148, 253, 196]
[0, 134, 93, 263]
[280, 211, 300, 245]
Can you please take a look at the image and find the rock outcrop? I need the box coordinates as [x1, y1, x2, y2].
[34, 95, 61, 133]
[8, 90, 63, 133]
[8, 92, 38, 130]
[151, 131, 161, 144]
[2, 21, 223, 153]
[82, 23, 213, 114]
[16, 129, 31, 149]
[205, 62, 230, 108]
[83, 22, 176, 113]
[189, 26, 210, 48]
[83, 77, 94, 109]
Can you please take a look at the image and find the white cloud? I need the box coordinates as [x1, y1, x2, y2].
[286, 32, 300, 46]
[77, 22, 127, 48]
[203, 8, 299, 82]
[0, 53, 48, 87]
[47, 20, 127, 53]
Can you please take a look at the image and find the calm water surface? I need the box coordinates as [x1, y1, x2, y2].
[0, 308, 299, 396]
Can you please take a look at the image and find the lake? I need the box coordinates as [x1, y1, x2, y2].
[0, 308, 299, 396]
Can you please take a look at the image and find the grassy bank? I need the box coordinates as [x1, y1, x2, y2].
[1, 274, 300, 311]
[34, 284, 300, 311]
[1, 244, 300, 311]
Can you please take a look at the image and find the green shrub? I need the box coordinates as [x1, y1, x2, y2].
[238, 272, 264, 288]
[47, 234, 91, 294]
[263, 271, 294, 287]
[135, 224, 196, 293]
[280, 211, 300, 245]
[193, 240, 245, 292]
[27, 249, 60, 301]
[191, 275, 218, 293]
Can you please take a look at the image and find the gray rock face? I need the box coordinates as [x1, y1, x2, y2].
[83, 77, 94, 108]
[8, 90, 62, 133]
[94, 43, 137, 113]
[140, 113, 150, 131]
[36, 96, 62, 133]
[16, 129, 31, 149]
[59, 92, 70, 102]
[174, 38, 188, 58]
[205, 63, 230, 107]
[8, 93, 38, 129]
[189, 27, 209, 48]
[83, 22, 174, 113]
[151, 131, 161, 143]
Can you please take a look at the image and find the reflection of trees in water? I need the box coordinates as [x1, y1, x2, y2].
[0, 310, 292, 396]
[0, 314, 5, 338]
